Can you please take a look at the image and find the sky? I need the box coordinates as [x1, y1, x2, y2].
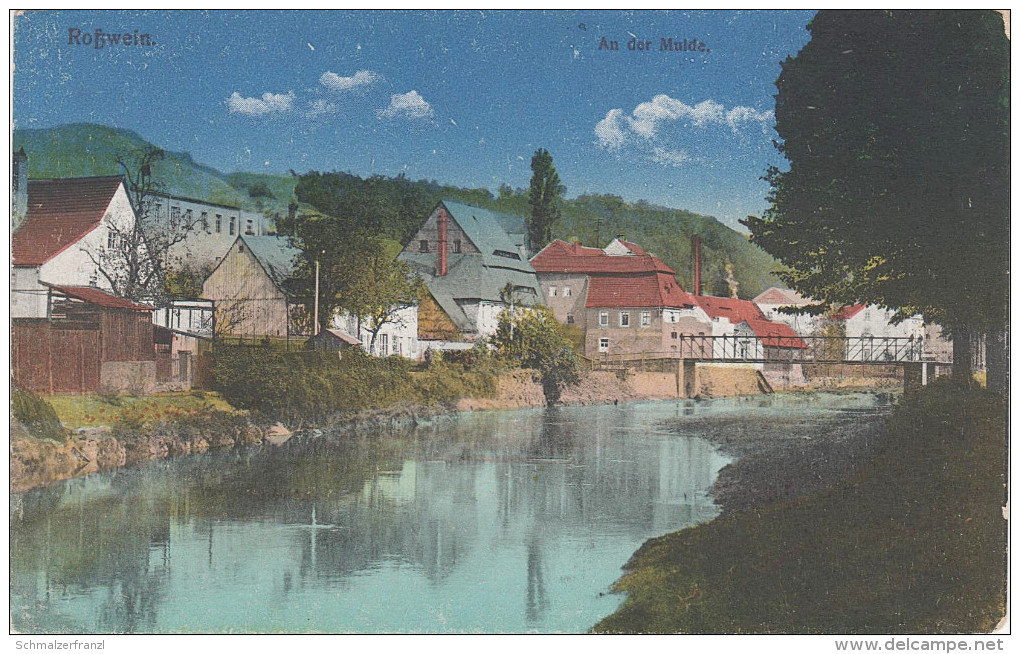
[12, 9, 816, 231]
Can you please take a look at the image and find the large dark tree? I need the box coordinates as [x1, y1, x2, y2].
[527, 149, 564, 253]
[743, 10, 1009, 389]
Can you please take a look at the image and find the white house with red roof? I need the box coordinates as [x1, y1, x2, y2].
[833, 304, 924, 340]
[530, 238, 712, 359]
[11, 175, 140, 318]
[753, 286, 820, 336]
[694, 293, 807, 361]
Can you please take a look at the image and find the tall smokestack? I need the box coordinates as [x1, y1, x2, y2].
[692, 235, 702, 296]
[437, 206, 449, 277]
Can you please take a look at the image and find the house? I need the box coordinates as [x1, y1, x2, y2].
[831, 304, 925, 362]
[12, 175, 140, 318]
[694, 295, 769, 337]
[11, 284, 162, 394]
[693, 295, 809, 373]
[142, 191, 272, 272]
[332, 305, 421, 360]
[308, 328, 361, 355]
[398, 200, 541, 349]
[201, 235, 310, 340]
[753, 287, 819, 336]
[530, 238, 711, 359]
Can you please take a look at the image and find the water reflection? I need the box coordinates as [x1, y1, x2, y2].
[10, 396, 890, 633]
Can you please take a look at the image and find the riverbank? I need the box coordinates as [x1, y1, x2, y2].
[12, 366, 763, 493]
[593, 382, 1007, 633]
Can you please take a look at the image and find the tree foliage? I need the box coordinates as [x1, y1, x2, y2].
[278, 207, 422, 335]
[743, 10, 1008, 381]
[527, 148, 564, 253]
[489, 297, 580, 404]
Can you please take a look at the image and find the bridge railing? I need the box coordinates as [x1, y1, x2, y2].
[674, 335, 927, 364]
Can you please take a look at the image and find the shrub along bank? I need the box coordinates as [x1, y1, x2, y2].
[212, 345, 499, 425]
[593, 381, 1007, 634]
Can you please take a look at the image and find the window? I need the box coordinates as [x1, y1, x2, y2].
[453, 239, 462, 253]
[238, 244, 245, 253]
[170, 206, 181, 229]
[184, 209, 193, 226]
[229, 216, 236, 236]
[420, 240, 429, 253]
[201, 212, 209, 232]
[599, 338, 609, 353]
[215, 215, 222, 233]
[548, 286, 557, 297]
[599, 311, 609, 327]
[640, 311, 651, 327]
[566, 315, 575, 325]
[379, 334, 389, 356]
[107, 232, 118, 250]
[246, 219, 254, 235]
[563, 287, 571, 297]
[671, 331, 678, 339]
[620, 312, 630, 327]
[492, 249, 521, 260]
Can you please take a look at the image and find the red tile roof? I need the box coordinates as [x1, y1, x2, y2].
[833, 304, 867, 320]
[742, 319, 808, 349]
[12, 176, 125, 267]
[47, 284, 153, 311]
[695, 295, 766, 323]
[530, 239, 676, 275]
[586, 272, 697, 308]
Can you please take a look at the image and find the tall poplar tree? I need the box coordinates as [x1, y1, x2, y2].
[527, 148, 564, 253]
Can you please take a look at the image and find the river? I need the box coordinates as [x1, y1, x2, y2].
[9, 394, 890, 634]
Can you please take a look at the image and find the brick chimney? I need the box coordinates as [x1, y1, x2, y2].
[692, 235, 702, 296]
[437, 206, 449, 276]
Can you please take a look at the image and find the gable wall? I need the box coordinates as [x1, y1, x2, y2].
[202, 240, 289, 337]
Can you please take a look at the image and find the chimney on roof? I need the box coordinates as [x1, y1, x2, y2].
[12, 148, 28, 232]
[692, 235, 702, 296]
[573, 240, 581, 254]
[437, 206, 449, 277]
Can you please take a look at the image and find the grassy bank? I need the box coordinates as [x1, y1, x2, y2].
[594, 381, 1007, 634]
[42, 392, 236, 429]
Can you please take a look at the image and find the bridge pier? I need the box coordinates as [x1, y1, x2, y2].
[903, 362, 928, 393]
[679, 360, 698, 398]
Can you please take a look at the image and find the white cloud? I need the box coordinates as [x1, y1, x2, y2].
[227, 91, 295, 116]
[594, 108, 628, 151]
[651, 147, 690, 167]
[595, 95, 774, 166]
[725, 106, 774, 132]
[307, 98, 338, 119]
[378, 90, 434, 120]
[319, 70, 384, 92]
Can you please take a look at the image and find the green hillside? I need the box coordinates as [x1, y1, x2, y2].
[13, 123, 781, 298]
[13, 123, 280, 210]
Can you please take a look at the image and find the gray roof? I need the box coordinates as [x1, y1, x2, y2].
[399, 200, 541, 333]
[242, 235, 301, 290]
[441, 200, 533, 274]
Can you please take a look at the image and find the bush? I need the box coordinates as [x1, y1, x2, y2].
[212, 345, 498, 424]
[12, 386, 68, 443]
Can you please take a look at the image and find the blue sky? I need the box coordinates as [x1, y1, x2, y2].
[13, 9, 815, 230]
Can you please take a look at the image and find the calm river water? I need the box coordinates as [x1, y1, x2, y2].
[10, 394, 890, 634]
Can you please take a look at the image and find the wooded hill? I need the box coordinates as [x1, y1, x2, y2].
[14, 123, 780, 298]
